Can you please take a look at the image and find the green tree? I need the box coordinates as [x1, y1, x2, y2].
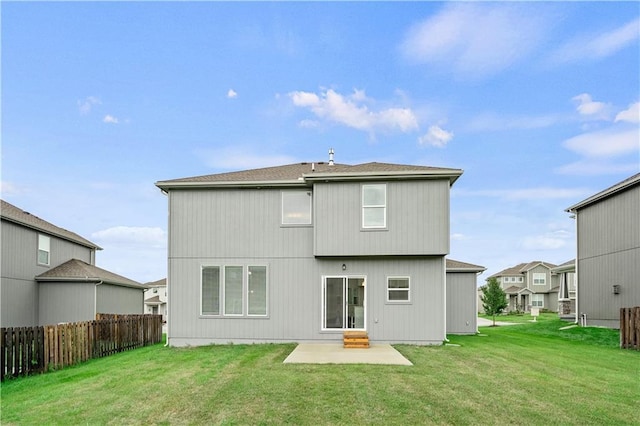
[481, 277, 508, 326]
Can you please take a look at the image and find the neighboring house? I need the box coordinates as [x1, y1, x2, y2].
[566, 173, 640, 328]
[485, 261, 559, 313]
[550, 259, 576, 319]
[144, 278, 167, 322]
[1, 199, 145, 327]
[156, 157, 472, 346]
[446, 259, 485, 334]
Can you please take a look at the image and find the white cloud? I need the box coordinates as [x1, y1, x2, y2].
[549, 17, 640, 64]
[400, 3, 548, 78]
[227, 89, 238, 99]
[562, 128, 639, 157]
[555, 160, 640, 176]
[91, 226, 167, 249]
[572, 93, 611, 120]
[289, 88, 418, 134]
[77, 96, 101, 115]
[0, 181, 24, 196]
[451, 233, 468, 241]
[615, 102, 640, 123]
[103, 115, 119, 124]
[199, 146, 297, 171]
[419, 125, 454, 147]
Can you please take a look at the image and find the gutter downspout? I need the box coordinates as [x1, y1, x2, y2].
[443, 257, 449, 343]
[572, 211, 579, 325]
[94, 280, 104, 318]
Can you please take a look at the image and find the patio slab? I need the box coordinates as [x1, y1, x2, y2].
[283, 343, 413, 365]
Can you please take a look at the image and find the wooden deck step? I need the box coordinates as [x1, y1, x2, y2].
[343, 331, 369, 348]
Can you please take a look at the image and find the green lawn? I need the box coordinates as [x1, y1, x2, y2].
[2, 317, 638, 425]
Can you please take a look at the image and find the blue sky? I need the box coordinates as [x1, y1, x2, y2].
[2, 2, 639, 284]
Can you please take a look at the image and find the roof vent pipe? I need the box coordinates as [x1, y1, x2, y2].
[328, 148, 334, 166]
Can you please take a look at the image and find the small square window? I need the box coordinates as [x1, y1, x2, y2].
[387, 277, 410, 302]
[282, 191, 312, 225]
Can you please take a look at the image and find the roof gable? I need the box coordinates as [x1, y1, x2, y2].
[1, 200, 101, 250]
[36, 259, 143, 289]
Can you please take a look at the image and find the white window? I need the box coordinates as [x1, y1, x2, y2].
[248, 266, 267, 316]
[201, 266, 221, 315]
[533, 273, 546, 285]
[387, 277, 410, 302]
[531, 294, 544, 307]
[362, 184, 386, 229]
[282, 191, 312, 225]
[224, 266, 244, 315]
[518, 277, 523, 282]
[201, 265, 268, 317]
[38, 234, 50, 266]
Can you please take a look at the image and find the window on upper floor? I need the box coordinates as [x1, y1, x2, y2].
[533, 273, 546, 285]
[362, 184, 386, 229]
[518, 277, 523, 282]
[37, 234, 50, 266]
[387, 276, 410, 302]
[282, 191, 312, 225]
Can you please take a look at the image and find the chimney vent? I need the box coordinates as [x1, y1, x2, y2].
[328, 148, 335, 166]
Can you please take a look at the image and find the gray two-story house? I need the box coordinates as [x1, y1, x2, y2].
[486, 261, 559, 313]
[1, 199, 145, 327]
[157, 159, 476, 346]
[566, 173, 640, 328]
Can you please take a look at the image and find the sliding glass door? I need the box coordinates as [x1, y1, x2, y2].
[323, 276, 365, 330]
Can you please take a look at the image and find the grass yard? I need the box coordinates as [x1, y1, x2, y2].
[2, 316, 638, 425]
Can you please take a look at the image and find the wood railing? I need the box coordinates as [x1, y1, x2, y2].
[1, 314, 163, 381]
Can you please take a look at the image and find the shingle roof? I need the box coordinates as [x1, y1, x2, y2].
[144, 278, 167, 287]
[446, 258, 486, 272]
[156, 161, 463, 189]
[566, 173, 640, 212]
[144, 295, 165, 305]
[503, 285, 524, 294]
[36, 259, 143, 289]
[488, 261, 557, 278]
[1, 199, 101, 250]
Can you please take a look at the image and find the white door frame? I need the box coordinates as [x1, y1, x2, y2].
[321, 275, 366, 331]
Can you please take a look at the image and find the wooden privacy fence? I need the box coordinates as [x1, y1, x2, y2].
[1, 314, 162, 381]
[620, 307, 640, 350]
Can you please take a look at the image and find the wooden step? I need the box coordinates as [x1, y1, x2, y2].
[343, 331, 369, 348]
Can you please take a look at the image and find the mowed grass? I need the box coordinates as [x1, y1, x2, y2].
[2, 316, 638, 425]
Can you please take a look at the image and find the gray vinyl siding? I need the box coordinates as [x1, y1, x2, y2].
[314, 180, 450, 256]
[96, 284, 144, 315]
[1, 278, 39, 327]
[446, 272, 478, 334]
[168, 256, 445, 346]
[168, 189, 313, 259]
[39, 282, 95, 325]
[1, 220, 94, 327]
[576, 184, 640, 327]
[526, 265, 552, 292]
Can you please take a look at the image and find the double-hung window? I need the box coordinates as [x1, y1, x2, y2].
[282, 191, 312, 225]
[387, 277, 410, 302]
[533, 273, 546, 285]
[201, 265, 268, 317]
[531, 294, 544, 307]
[362, 184, 386, 229]
[38, 234, 50, 266]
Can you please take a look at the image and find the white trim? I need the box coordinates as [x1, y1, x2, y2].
[320, 275, 367, 332]
[37, 234, 51, 266]
[386, 276, 411, 303]
[281, 190, 312, 226]
[362, 183, 387, 229]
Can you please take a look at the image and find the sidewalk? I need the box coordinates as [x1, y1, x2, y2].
[477, 317, 523, 327]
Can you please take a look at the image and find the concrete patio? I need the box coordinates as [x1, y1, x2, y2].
[283, 343, 413, 366]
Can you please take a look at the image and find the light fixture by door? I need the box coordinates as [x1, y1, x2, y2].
[342, 264, 347, 271]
